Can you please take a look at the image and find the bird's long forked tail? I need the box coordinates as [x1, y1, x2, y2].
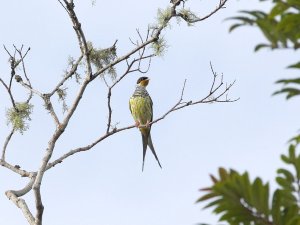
[141, 133, 162, 171]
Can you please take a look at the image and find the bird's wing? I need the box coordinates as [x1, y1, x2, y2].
[129, 97, 133, 115]
[149, 95, 153, 122]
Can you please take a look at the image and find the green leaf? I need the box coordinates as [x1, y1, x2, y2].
[288, 134, 300, 144]
[271, 190, 282, 225]
[276, 177, 295, 191]
[218, 167, 228, 181]
[238, 10, 267, 19]
[281, 154, 292, 164]
[273, 87, 300, 99]
[256, 18, 278, 48]
[276, 78, 300, 84]
[269, 2, 289, 19]
[288, 145, 296, 161]
[287, 62, 300, 69]
[228, 23, 244, 33]
[279, 190, 297, 206]
[277, 168, 295, 182]
[226, 16, 255, 25]
[196, 192, 218, 202]
[198, 169, 271, 224]
[254, 43, 270, 51]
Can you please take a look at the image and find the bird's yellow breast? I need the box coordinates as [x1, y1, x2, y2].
[129, 96, 152, 125]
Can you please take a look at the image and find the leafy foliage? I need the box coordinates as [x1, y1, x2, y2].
[157, 7, 172, 28]
[87, 41, 117, 80]
[57, 87, 68, 113]
[178, 8, 198, 26]
[197, 143, 300, 225]
[66, 56, 82, 84]
[228, 2, 300, 51]
[151, 37, 168, 57]
[6, 102, 33, 134]
[228, 0, 300, 100]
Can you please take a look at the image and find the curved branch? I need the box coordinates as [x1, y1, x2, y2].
[6, 176, 36, 225]
[1, 129, 14, 161]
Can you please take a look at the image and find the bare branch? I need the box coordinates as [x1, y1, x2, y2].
[0, 78, 17, 109]
[30, 8, 101, 221]
[0, 159, 32, 177]
[1, 45, 32, 110]
[15, 46, 33, 103]
[15, 78, 61, 126]
[3, 45, 13, 57]
[49, 54, 84, 96]
[148, 79, 187, 125]
[176, 0, 228, 23]
[42, 94, 61, 127]
[32, 76, 91, 224]
[61, 0, 93, 79]
[6, 176, 36, 225]
[1, 129, 14, 161]
[33, 185, 43, 225]
[106, 88, 113, 134]
[14, 77, 39, 96]
[209, 61, 218, 94]
[46, 124, 136, 170]
[57, 0, 68, 12]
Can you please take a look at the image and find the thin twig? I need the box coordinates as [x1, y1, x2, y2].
[1, 129, 14, 161]
[15, 46, 33, 102]
[177, 0, 228, 23]
[0, 78, 17, 109]
[49, 54, 84, 96]
[63, 0, 93, 79]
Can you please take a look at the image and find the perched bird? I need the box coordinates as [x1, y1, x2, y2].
[129, 77, 162, 171]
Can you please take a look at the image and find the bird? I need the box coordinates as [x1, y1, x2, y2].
[129, 77, 162, 171]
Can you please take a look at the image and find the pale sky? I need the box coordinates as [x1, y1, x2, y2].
[1, 1, 299, 225]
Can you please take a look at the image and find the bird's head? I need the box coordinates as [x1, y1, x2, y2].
[137, 76, 150, 87]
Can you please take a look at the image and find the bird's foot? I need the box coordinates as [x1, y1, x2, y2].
[145, 121, 150, 127]
[135, 121, 140, 127]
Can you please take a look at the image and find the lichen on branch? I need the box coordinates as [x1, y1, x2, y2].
[87, 41, 117, 80]
[6, 102, 33, 134]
